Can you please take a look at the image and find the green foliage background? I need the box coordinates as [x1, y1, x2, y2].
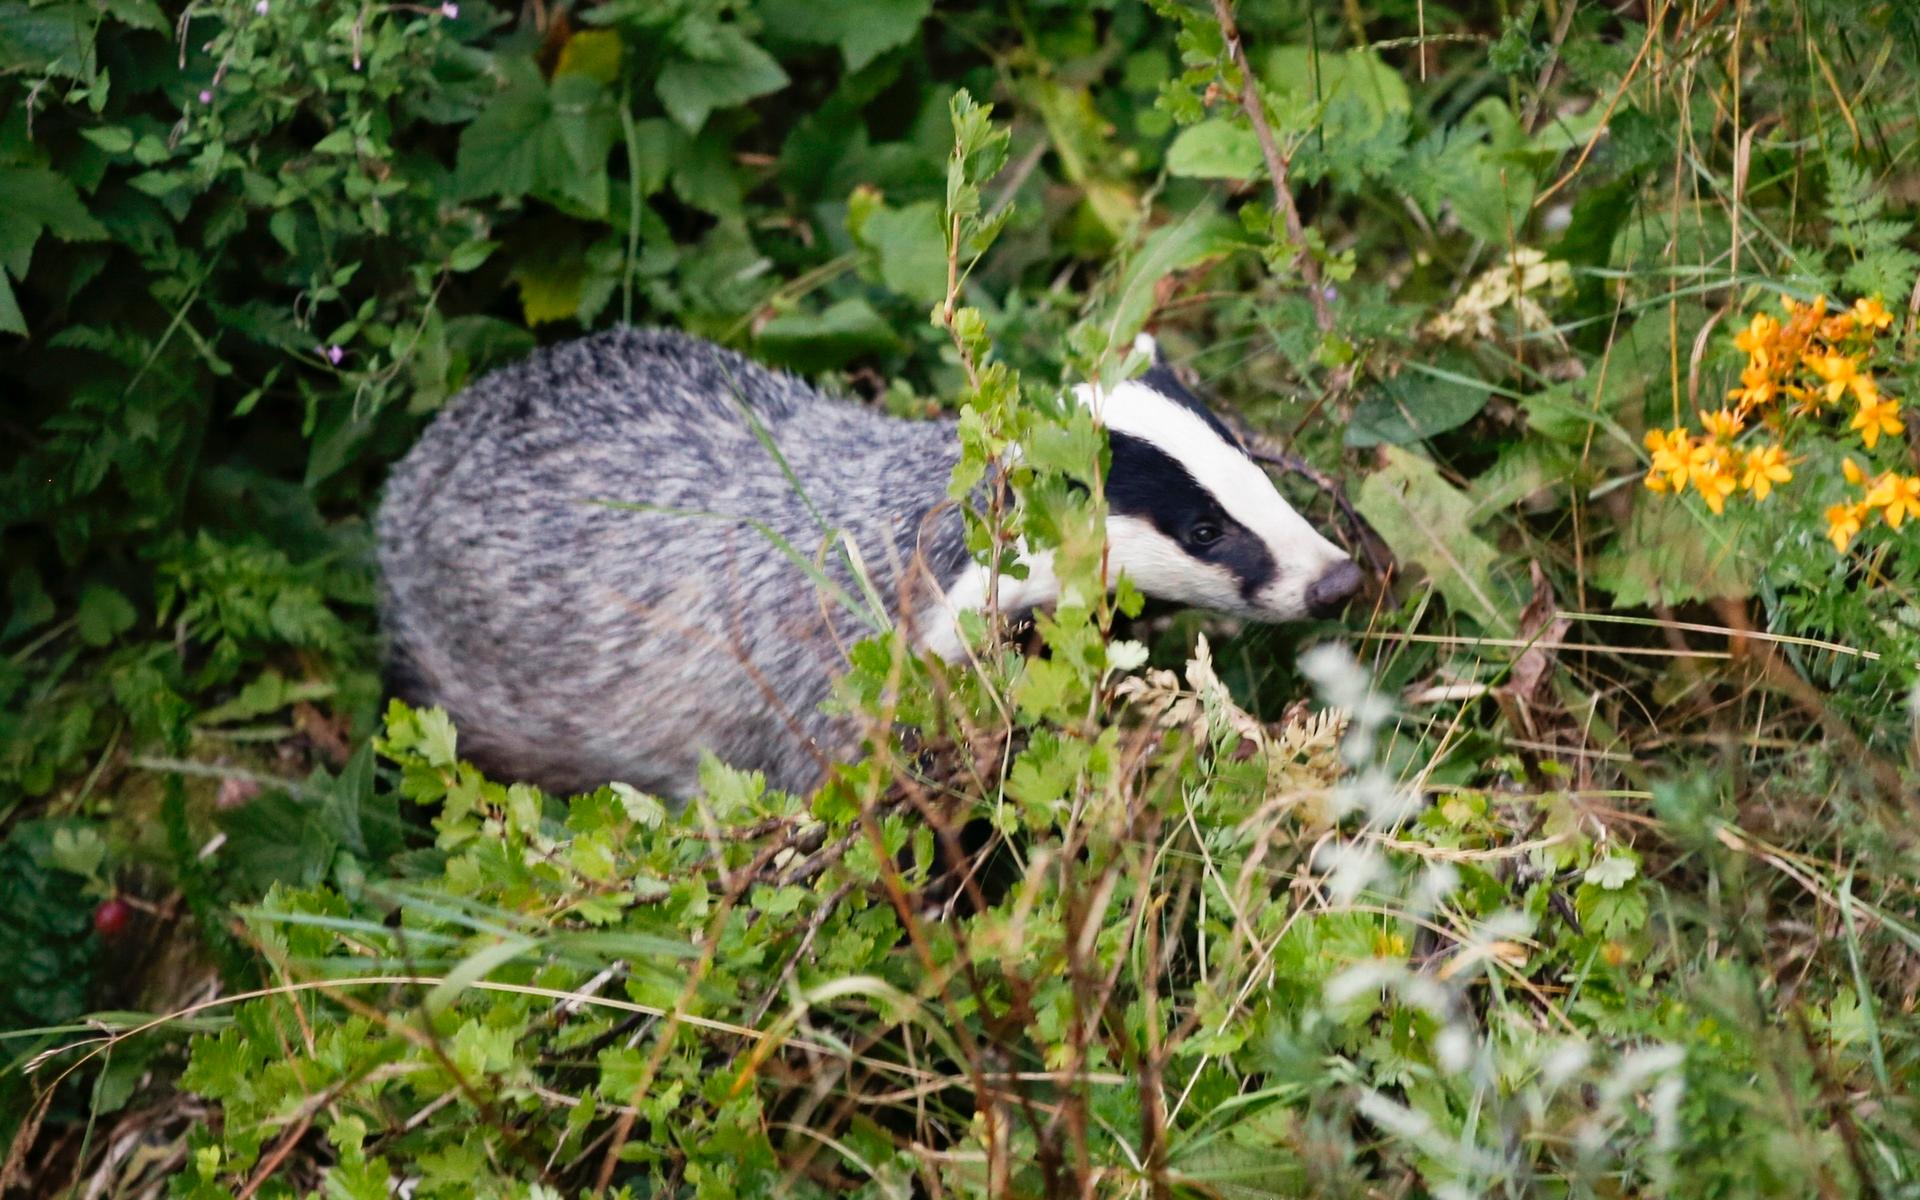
[6, 0, 1920, 1195]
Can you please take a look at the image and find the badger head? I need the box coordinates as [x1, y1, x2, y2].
[1083, 335, 1362, 622]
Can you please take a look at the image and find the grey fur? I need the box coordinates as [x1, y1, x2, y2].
[376, 327, 1352, 800]
[377, 328, 969, 798]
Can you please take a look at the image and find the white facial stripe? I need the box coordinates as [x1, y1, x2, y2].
[1107, 515, 1243, 610]
[1078, 379, 1341, 564]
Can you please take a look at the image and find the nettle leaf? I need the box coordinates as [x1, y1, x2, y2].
[1356, 446, 1515, 632]
[1165, 119, 1262, 180]
[453, 60, 618, 218]
[0, 164, 109, 278]
[656, 23, 789, 133]
[761, 0, 931, 70]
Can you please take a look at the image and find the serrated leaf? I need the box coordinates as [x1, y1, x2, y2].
[655, 24, 788, 133]
[1356, 446, 1514, 632]
[0, 165, 109, 280]
[454, 60, 617, 217]
[760, 0, 929, 70]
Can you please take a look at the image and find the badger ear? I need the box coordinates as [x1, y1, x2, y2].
[1132, 332, 1168, 365]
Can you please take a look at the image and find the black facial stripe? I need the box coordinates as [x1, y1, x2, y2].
[1138, 363, 1249, 454]
[1107, 430, 1277, 602]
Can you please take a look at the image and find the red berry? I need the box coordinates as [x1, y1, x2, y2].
[93, 898, 131, 938]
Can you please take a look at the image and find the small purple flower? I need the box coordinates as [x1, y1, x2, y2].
[199, 89, 213, 104]
[253, 0, 268, 13]
[1321, 285, 1338, 304]
[319, 344, 344, 365]
[439, 2, 457, 16]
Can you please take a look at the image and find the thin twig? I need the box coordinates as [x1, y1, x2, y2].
[1208, 0, 1332, 334]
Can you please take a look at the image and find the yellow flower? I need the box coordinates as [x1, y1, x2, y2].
[1739, 444, 1792, 500]
[1827, 501, 1867, 551]
[1852, 296, 1894, 332]
[1850, 394, 1905, 449]
[1734, 312, 1780, 367]
[1699, 407, 1745, 441]
[1881, 475, 1920, 528]
[1643, 427, 1694, 492]
[1728, 366, 1777, 412]
[1783, 294, 1829, 320]
[1690, 448, 1738, 514]
[1843, 456, 1867, 486]
[1864, 471, 1899, 509]
[1806, 351, 1879, 407]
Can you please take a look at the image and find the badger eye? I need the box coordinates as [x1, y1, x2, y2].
[1186, 522, 1223, 548]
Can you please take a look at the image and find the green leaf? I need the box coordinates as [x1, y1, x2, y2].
[856, 199, 948, 304]
[1584, 855, 1637, 890]
[1588, 496, 1752, 606]
[555, 28, 622, 84]
[0, 165, 109, 280]
[1396, 111, 1535, 245]
[1165, 119, 1262, 180]
[1348, 359, 1492, 447]
[0, 271, 22, 335]
[80, 126, 133, 154]
[1355, 447, 1514, 632]
[1577, 882, 1649, 937]
[48, 825, 106, 881]
[655, 25, 788, 133]
[453, 60, 617, 217]
[755, 297, 902, 372]
[76, 583, 137, 646]
[760, 0, 930, 70]
[1102, 212, 1245, 346]
[0, 2, 96, 76]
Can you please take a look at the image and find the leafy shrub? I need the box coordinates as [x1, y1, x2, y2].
[9, 0, 1920, 1196]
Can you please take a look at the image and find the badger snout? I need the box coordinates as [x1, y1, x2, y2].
[1304, 559, 1364, 618]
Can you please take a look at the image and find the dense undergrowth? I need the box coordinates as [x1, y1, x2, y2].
[5, 0, 1920, 1195]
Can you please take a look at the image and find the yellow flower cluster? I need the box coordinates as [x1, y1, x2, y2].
[1826, 458, 1920, 552]
[1642, 409, 1790, 514]
[1644, 295, 1904, 549]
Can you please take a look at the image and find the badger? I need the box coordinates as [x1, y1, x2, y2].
[375, 327, 1361, 800]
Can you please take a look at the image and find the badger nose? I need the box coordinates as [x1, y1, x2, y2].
[1305, 560, 1363, 618]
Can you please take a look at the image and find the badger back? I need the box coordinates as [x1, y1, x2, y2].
[375, 328, 971, 799]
